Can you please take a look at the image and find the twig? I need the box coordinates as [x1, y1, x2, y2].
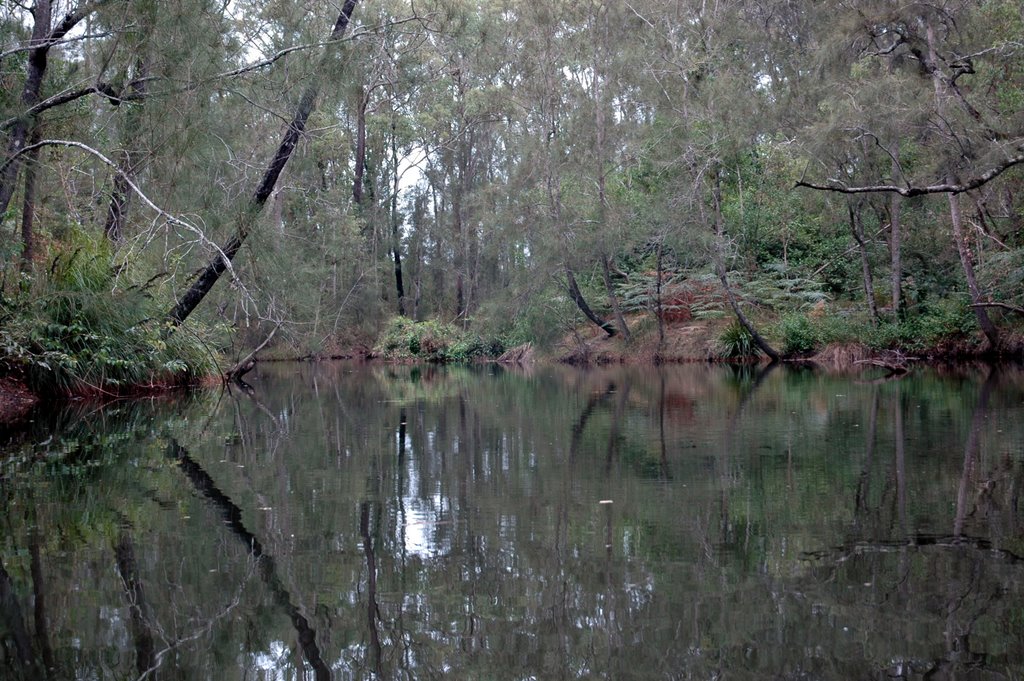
[225, 323, 280, 381]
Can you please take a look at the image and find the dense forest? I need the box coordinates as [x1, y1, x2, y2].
[1, 0, 1023, 395]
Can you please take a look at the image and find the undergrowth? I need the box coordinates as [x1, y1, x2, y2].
[772, 299, 979, 356]
[0, 231, 222, 396]
[374, 317, 505, 362]
[715, 321, 758, 359]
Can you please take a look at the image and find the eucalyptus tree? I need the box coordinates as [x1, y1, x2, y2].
[512, 1, 619, 337]
[632, 0, 785, 359]
[404, 0, 514, 322]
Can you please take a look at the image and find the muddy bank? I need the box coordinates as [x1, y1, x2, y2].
[0, 377, 39, 426]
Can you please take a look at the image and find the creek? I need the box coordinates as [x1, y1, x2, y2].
[1, 362, 1022, 679]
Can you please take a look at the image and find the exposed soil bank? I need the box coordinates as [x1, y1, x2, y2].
[0, 378, 38, 426]
[551, 317, 1023, 367]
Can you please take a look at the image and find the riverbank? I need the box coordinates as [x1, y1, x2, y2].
[551, 314, 1022, 366]
[3, 312, 1019, 425]
[0, 377, 38, 426]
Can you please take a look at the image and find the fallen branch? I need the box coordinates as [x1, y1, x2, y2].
[225, 323, 280, 381]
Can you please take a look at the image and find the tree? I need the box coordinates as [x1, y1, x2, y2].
[0, 0, 114, 218]
[795, 1, 1024, 347]
[167, 0, 359, 326]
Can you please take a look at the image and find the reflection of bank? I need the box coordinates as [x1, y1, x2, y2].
[169, 439, 332, 680]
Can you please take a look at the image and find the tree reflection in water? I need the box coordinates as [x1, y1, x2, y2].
[0, 363, 1022, 679]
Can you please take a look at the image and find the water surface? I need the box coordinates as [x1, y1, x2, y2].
[1, 362, 1023, 679]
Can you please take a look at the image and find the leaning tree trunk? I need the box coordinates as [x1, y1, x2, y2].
[167, 0, 359, 325]
[712, 168, 780, 362]
[948, 186, 999, 347]
[566, 266, 616, 337]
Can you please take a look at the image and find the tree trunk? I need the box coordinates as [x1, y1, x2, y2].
[0, 0, 52, 218]
[0, 1, 103, 217]
[391, 118, 405, 315]
[19, 126, 41, 272]
[924, 20, 998, 348]
[849, 203, 878, 324]
[353, 86, 367, 206]
[113, 532, 156, 676]
[889, 154, 903, 316]
[712, 168, 780, 362]
[592, 13, 629, 341]
[654, 240, 665, 361]
[949, 187, 999, 347]
[103, 55, 151, 243]
[167, 0, 359, 326]
[0, 558, 36, 672]
[28, 531, 55, 674]
[601, 252, 630, 340]
[565, 266, 616, 337]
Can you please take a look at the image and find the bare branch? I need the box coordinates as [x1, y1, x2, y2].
[0, 139, 240, 284]
[0, 81, 139, 129]
[225, 323, 280, 381]
[796, 145, 1024, 196]
[970, 302, 1024, 317]
[0, 28, 119, 60]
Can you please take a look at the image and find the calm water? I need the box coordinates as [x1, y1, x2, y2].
[1, 362, 1022, 680]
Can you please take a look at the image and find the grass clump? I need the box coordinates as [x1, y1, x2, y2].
[1, 231, 222, 396]
[715, 321, 758, 359]
[374, 317, 505, 362]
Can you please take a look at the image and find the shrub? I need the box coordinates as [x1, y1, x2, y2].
[864, 299, 975, 352]
[373, 317, 505, 362]
[778, 313, 819, 355]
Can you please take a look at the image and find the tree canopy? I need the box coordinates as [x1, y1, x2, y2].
[2, 0, 1023, 385]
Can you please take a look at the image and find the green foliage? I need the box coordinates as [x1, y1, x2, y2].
[715, 322, 757, 359]
[0, 231, 221, 395]
[778, 313, 820, 356]
[865, 300, 976, 353]
[619, 270, 726, 322]
[770, 299, 977, 356]
[373, 317, 504, 362]
[739, 264, 831, 311]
